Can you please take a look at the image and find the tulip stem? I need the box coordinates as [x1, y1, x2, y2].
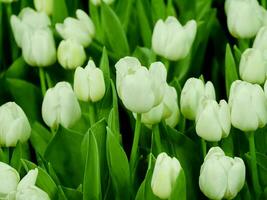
[88, 102, 96, 126]
[130, 114, 142, 172]
[39, 68, 47, 96]
[201, 139, 207, 159]
[152, 124, 162, 154]
[248, 131, 261, 198]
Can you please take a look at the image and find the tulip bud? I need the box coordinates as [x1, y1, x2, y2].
[90, 0, 115, 6]
[239, 48, 266, 84]
[180, 78, 215, 120]
[151, 152, 182, 199]
[74, 60, 105, 102]
[199, 147, 245, 200]
[10, 7, 51, 47]
[16, 169, 50, 200]
[21, 28, 56, 67]
[229, 80, 267, 131]
[196, 99, 231, 142]
[0, 102, 31, 147]
[253, 26, 267, 60]
[56, 9, 95, 47]
[42, 82, 81, 129]
[34, 0, 53, 15]
[225, 0, 264, 38]
[152, 16, 197, 61]
[57, 39, 86, 70]
[0, 162, 20, 197]
[115, 57, 167, 113]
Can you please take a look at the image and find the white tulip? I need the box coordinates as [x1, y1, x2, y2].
[151, 152, 182, 199]
[239, 48, 266, 84]
[0, 102, 31, 147]
[115, 57, 167, 113]
[34, 0, 53, 15]
[42, 82, 81, 129]
[74, 60, 105, 102]
[90, 0, 114, 6]
[225, 0, 264, 38]
[180, 78, 215, 120]
[196, 99, 231, 142]
[199, 147, 246, 200]
[152, 16, 197, 61]
[56, 9, 95, 47]
[57, 39, 86, 70]
[10, 7, 51, 47]
[253, 26, 267, 61]
[229, 80, 267, 131]
[21, 28, 56, 67]
[0, 162, 20, 197]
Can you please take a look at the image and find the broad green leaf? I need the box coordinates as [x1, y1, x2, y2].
[132, 47, 156, 67]
[21, 159, 58, 200]
[83, 131, 101, 200]
[151, 0, 166, 24]
[169, 169, 186, 200]
[52, 0, 68, 24]
[101, 3, 129, 57]
[59, 186, 83, 200]
[5, 57, 29, 79]
[233, 45, 242, 64]
[10, 142, 30, 172]
[89, 2, 102, 41]
[100, 47, 110, 88]
[225, 44, 239, 97]
[106, 127, 130, 200]
[44, 126, 84, 187]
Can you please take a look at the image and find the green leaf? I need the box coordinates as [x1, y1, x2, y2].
[169, 169, 186, 200]
[82, 131, 101, 200]
[132, 47, 156, 67]
[89, 2, 102, 41]
[21, 159, 58, 200]
[44, 126, 84, 188]
[10, 142, 30, 172]
[59, 186, 83, 200]
[225, 44, 239, 97]
[99, 47, 110, 88]
[5, 57, 29, 79]
[106, 127, 130, 200]
[151, 0, 166, 24]
[52, 0, 69, 24]
[101, 3, 129, 57]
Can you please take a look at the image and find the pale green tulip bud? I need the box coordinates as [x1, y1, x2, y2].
[42, 82, 81, 129]
[0, 102, 31, 147]
[151, 152, 182, 199]
[152, 16, 197, 61]
[34, 0, 53, 15]
[56, 9, 95, 47]
[74, 60, 105, 102]
[10, 7, 51, 47]
[0, 162, 20, 197]
[196, 99, 231, 142]
[199, 147, 245, 200]
[229, 80, 267, 131]
[253, 26, 267, 60]
[239, 48, 266, 84]
[115, 57, 167, 113]
[21, 28, 56, 67]
[180, 78, 215, 120]
[90, 0, 115, 6]
[225, 0, 264, 38]
[16, 169, 50, 200]
[57, 39, 86, 70]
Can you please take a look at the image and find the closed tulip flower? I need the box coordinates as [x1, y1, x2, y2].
[180, 78, 216, 120]
[21, 28, 56, 67]
[34, 0, 53, 15]
[225, 0, 264, 38]
[151, 152, 182, 199]
[229, 80, 267, 131]
[196, 99, 231, 142]
[253, 26, 267, 60]
[10, 7, 51, 47]
[74, 60, 105, 102]
[0, 102, 31, 147]
[56, 9, 95, 47]
[57, 39, 86, 70]
[42, 82, 81, 129]
[16, 169, 50, 200]
[0, 162, 20, 197]
[115, 57, 167, 113]
[152, 16, 197, 61]
[199, 147, 245, 200]
[90, 0, 114, 6]
[239, 48, 266, 84]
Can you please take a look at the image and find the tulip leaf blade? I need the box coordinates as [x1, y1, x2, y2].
[83, 131, 102, 200]
[151, 0, 166, 24]
[52, 0, 69, 24]
[10, 142, 30, 173]
[225, 43, 239, 97]
[106, 127, 130, 200]
[100, 47, 110, 88]
[169, 169, 186, 200]
[101, 3, 129, 58]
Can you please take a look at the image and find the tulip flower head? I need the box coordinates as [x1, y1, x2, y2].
[34, 0, 53, 15]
